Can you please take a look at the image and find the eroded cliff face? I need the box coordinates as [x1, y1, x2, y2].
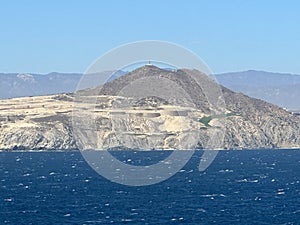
[223, 90, 300, 149]
[0, 66, 299, 150]
[0, 95, 77, 150]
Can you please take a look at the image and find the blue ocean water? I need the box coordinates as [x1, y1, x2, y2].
[0, 150, 299, 224]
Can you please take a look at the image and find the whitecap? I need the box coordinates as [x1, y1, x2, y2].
[121, 219, 132, 222]
[236, 179, 259, 183]
[196, 208, 206, 212]
[201, 194, 226, 198]
[293, 210, 300, 214]
[219, 169, 233, 173]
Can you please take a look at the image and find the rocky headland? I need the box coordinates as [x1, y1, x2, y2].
[0, 66, 299, 150]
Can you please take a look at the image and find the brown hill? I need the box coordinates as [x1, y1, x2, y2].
[0, 65, 299, 150]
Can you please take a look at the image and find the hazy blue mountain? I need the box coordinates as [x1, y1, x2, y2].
[1, 70, 299, 111]
[215, 70, 300, 111]
[0, 70, 127, 100]
[0, 72, 81, 99]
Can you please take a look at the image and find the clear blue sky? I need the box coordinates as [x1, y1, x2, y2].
[0, 0, 300, 74]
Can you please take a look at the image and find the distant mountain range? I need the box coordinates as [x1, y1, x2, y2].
[0, 72, 81, 99]
[215, 70, 300, 111]
[1, 70, 299, 111]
